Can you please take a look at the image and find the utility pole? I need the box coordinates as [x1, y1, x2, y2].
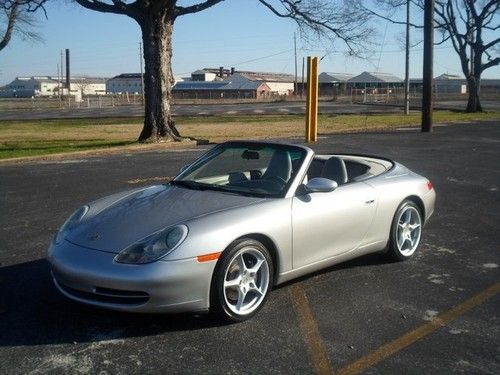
[404, 0, 410, 115]
[60, 50, 64, 106]
[421, 0, 434, 132]
[66, 49, 71, 108]
[294, 33, 298, 96]
[139, 41, 145, 105]
[301, 56, 305, 99]
[57, 63, 61, 101]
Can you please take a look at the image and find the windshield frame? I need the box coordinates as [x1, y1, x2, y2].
[173, 141, 313, 198]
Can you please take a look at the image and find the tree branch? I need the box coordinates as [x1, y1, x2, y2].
[483, 37, 500, 51]
[257, 0, 374, 56]
[361, 5, 423, 28]
[176, 0, 225, 17]
[481, 56, 500, 72]
[74, 0, 136, 16]
[0, 1, 18, 51]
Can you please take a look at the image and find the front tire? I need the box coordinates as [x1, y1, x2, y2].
[210, 238, 273, 322]
[388, 200, 422, 261]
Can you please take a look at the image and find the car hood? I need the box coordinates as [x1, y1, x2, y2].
[66, 184, 264, 253]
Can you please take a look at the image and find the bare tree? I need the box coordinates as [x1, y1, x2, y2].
[366, 0, 500, 112]
[74, 0, 373, 142]
[434, 0, 499, 112]
[0, 0, 47, 52]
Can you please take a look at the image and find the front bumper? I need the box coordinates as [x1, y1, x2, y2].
[47, 240, 216, 313]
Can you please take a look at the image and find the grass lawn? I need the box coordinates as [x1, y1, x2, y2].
[0, 111, 498, 160]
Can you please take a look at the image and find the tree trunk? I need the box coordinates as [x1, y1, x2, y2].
[138, 10, 181, 142]
[466, 75, 482, 112]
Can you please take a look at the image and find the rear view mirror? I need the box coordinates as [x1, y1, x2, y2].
[242, 150, 259, 160]
[304, 177, 338, 193]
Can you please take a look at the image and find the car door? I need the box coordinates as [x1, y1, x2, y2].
[292, 181, 377, 269]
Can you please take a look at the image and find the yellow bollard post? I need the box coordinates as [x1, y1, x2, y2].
[305, 56, 319, 143]
[310, 56, 318, 142]
[305, 57, 312, 142]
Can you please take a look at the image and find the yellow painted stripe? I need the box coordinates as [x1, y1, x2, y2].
[291, 284, 333, 375]
[336, 281, 500, 375]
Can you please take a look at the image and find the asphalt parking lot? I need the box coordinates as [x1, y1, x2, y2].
[0, 121, 499, 374]
[1, 99, 499, 121]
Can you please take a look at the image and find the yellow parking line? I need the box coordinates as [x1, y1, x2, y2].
[291, 284, 333, 375]
[336, 281, 500, 375]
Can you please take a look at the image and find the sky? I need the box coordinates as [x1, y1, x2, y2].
[0, 0, 499, 86]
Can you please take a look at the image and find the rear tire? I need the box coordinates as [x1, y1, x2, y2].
[210, 238, 273, 322]
[387, 200, 422, 261]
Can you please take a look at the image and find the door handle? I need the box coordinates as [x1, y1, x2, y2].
[365, 199, 375, 204]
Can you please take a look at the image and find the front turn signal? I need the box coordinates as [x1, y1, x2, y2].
[197, 252, 222, 262]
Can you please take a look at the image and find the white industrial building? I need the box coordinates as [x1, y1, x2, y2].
[232, 71, 294, 95]
[106, 73, 185, 94]
[184, 68, 295, 95]
[191, 69, 218, 82]
[106, 73, 144, 94]
[71, 77, 107, 96]
[0, 76, 106, 97]
[1, 76, 60, 97]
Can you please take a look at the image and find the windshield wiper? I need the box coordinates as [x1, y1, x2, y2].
[170, 180, 206, 190]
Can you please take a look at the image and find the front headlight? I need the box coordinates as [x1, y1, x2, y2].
[114, 225, 188, 264]
[54, 205, 89, 244]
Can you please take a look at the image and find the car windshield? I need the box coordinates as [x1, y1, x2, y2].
[172, 142, 307, 198]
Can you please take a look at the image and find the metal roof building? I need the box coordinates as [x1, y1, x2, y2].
[348, 71, 404, 89]
[317, 72, 354, 97]
[172, 78, 270, 99]
[319, 72, 354, 83]
[349, 71, 403, 84]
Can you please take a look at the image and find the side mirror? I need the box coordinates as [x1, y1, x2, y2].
[303, 177, 338, 193]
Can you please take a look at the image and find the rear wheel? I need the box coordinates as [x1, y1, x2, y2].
[210, 238, 273, 322]
[388, 200, 422, 261]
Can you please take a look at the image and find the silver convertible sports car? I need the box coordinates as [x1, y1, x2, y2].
[48, 141, 435, 321]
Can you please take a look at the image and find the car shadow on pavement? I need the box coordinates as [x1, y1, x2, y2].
[275, 251, 394, 290]
[0, 252, 392, 348]
[0, 259, 225, 347]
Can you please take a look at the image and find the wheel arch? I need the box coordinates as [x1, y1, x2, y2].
[223, 233, 280, 286]
[404, 195, 425, 220]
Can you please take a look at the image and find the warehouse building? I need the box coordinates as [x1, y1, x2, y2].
[172, 68, 293, 98]
[231, 71, 294, 95]
[318, 72, 353, 97]
[410, 74, 500, 95]
[348, 71, 404, 90]
[173, 78, 270, 99]
[106, 73, 144, 94]
[71, 77, 107, 96]
[0, 76, 106, 97]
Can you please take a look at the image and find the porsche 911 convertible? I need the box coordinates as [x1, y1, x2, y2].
[48, 141, 435, 321]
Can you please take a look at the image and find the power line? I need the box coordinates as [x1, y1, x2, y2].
[227, 49, 293, 67]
